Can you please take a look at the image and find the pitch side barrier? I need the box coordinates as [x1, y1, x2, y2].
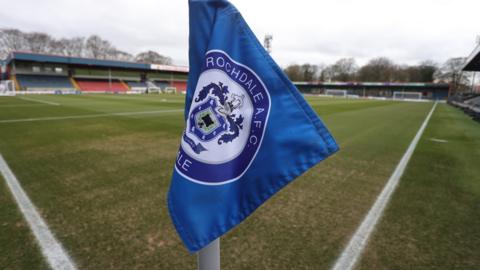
[14, 90, 153, 95]
[15, 90, 81, 95]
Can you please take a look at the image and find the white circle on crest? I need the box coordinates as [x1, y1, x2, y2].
[181, 69, 253, 164]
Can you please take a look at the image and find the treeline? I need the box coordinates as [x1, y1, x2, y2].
[1, 28, 471, 90]
[0, 28, 172, 65]
[284, 57, 470, 90]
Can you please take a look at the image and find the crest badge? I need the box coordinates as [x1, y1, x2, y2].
[176, 50, 271, 185]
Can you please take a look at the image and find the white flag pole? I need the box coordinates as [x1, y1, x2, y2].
[197, 238, 220, 270]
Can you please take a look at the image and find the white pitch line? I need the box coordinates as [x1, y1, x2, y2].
[19, 96, 60, 106]
[0, 109, 183, 124]
[0, 154, 76, 270]
[429, 138, 448, 143]
[332, 102, 438, 270]
[0, 104, 47, 108]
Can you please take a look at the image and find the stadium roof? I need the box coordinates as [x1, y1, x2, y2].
[461, 44, 480, 71]
[4, 51, 189, 73]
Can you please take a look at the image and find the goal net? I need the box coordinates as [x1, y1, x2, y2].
[325, 89, 347, 98]
[393, 91, 422, 100]
[164, 87, 177, 94]
[0, 80, 15, 96]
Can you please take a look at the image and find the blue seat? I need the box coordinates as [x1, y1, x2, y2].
[17, 75, 74, 89]
[126, 81, 147, 88]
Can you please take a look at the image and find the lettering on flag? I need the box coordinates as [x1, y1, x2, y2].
[176, 50, 271, 185]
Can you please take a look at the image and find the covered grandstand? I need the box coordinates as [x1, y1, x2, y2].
[449, 44, 480, 122]
[1, 51, 188, 93]
[295, 81, 450, 100]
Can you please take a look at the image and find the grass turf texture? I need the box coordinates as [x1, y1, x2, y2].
[357, 104, 480, 270]
[0, 175, 49, 270]
[0, 94, 474, 269]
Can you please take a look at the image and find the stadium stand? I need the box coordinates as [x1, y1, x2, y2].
[75, 79, 128, 92]
[126, 81, 148, 92]
[455, 43, 480, 122]
[171, 81, 187, 92]
[466, 96, 480, 122]
[448, 93, 480, 122]
[0, 60, 6, 80]
[126, 81, 147, 88]
[16, 74, 74, 90]
[153, 81, 171, 90]
[1, 52, 190, 94]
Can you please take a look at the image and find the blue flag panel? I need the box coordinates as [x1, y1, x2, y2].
[168, 0, 338, 252]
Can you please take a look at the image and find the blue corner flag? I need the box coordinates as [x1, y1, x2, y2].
[168, 0, 338, 252]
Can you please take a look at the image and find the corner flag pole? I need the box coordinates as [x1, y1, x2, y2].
[197, 238, 220, 270]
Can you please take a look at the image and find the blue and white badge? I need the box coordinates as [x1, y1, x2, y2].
[176, 50, 271, 185]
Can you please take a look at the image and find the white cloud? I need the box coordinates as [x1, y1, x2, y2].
[1, 0, 478, 67]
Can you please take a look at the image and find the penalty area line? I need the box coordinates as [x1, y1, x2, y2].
[331, 102, 438, 270]
[0, 154, 76, 270]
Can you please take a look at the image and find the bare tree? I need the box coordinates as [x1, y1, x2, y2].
[316, 63, 326, 81]
[85, 35, 113, 59]
[284, 64, 303, 81]
[24, 32, 53, 54]
[58, 37, 85, 57]
[108, 49, 133, 61]
[49, 39, 67, 55]
[393, 65, 410, 82]
[434, 57, 469, 92]
[358, 57, 396, 82]
[0, 29, 174, 64]
[416, 60, 438, 82]
[326, 58, 358, 81]
[301, 63, 318, 81]
[284, 63, 324, 81]
[0, 28, 28, 58]
[135, 50, 172, 65]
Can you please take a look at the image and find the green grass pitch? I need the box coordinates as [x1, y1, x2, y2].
[0, 94, 478, 269]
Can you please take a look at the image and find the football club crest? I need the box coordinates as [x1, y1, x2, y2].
[176, 50, 271, 185]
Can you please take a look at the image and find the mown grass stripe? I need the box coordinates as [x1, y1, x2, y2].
[19, 96, 61, 106]
[0, 109, 183, 124]
[332, 102, 437, 270]
[0, 154, 76, 270]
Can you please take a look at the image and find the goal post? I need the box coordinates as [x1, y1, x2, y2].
[325, 89, 347, 98]
[164, 87, 177, 94]
[0, 80, 15, 96]
[393, 91, 422, 101]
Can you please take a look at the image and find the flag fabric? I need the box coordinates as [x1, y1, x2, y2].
[168, 0, 338, 252]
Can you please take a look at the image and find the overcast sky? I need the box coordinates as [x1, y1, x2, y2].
[1, 0, 479, 67]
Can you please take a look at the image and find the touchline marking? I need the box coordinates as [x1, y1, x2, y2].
[19, 96, 60, 106]
[332, 102, 437, 270]
[0, 154, 76, 270]
[0, 109, 183, 124]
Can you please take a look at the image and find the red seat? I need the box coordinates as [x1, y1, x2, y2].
[76, 79, 128, 92]
[171, 81, 187, 92]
